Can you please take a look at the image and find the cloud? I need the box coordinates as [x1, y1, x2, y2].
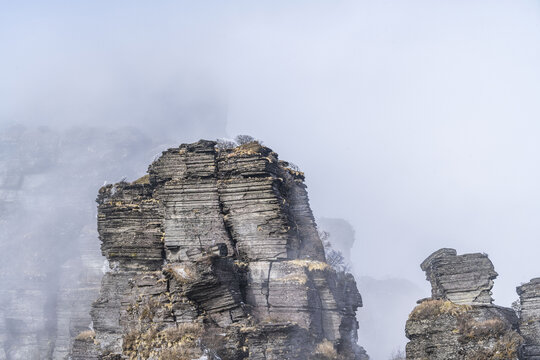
[3, 1, 540, 358]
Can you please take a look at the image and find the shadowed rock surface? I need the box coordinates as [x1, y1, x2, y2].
[406, 248, 522, 360]
[70, 140, 368, 360]
[518, 278, 540, 359]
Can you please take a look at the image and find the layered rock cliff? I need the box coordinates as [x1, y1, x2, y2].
[405, 248, 522, 360]
[71, 140, 367, 360]
[517, 278, 540, 359]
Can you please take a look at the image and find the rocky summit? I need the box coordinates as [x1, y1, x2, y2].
[406, 248, 522, 360]
[69, 140, 368, 360]
[420, 248, 498, 305]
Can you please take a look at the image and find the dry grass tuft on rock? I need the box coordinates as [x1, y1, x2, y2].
[312, 339, 340, 360]
[465, 332, 523, 360]
[74, 330, 95, 341]
[227, 141, 265, 158]
[132, 174, 150, 184]
[290, 259, 331, 272]
[277, 274, 308, 285]
[123, 323, 204, 360]
[458, 317, 509, 340]
[408, 299, 471, 321]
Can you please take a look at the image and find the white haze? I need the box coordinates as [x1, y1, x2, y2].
[2, 1, 540, 359]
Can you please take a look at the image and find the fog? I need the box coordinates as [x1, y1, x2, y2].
[2, 1, 540, 359]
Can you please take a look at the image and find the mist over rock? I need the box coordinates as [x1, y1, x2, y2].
[317, 218, 356, 264]
[0, 125, 189, 359]
[70, 140, 368, 359]
[357, 277, 423, 360]
[317, 217, 424, 360]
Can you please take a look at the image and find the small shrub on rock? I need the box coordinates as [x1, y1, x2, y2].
[235, 134, 256, 145]
[216, 138, 237, 150]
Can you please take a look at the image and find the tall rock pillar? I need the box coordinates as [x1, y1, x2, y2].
[69, 140, 368, 360]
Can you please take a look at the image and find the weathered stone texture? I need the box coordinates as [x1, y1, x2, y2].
[69, 336, 99, 360]
[406, 248, 522, 360]
[421, 248, 497, 305]
[518, 278, 540, 359]
[97, 184, 164, 271]
[406, 300, 521, 360]
[70, 140, 367, 360]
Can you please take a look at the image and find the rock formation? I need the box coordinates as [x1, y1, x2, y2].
[406, 248, 522, 360]
[420, 248, 498, 305]
[70, 140, 367, 360]
[517, 278, 540, 359]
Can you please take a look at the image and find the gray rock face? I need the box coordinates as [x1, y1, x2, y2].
[406, 248, 522, 360]
[518, 278, 540, 359]
[421, 248, 497, 305]
[406, 302, 521, 360]
[70, 140, 367, 360]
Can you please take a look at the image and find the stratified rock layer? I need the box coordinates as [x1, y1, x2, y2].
[70, 140, 366, 360]
[518, 278, 540, 359]
[420, 248, 497, 305]
[406, 248, 522, 360]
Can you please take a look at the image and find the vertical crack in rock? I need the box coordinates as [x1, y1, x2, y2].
[217, 188, 238, 259]
[68, 140, 368, 360]
[265, 261, 273, 310]
[406, 248, 523, 360]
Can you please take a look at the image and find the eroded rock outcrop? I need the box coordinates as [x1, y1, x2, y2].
[517, 278, 540, 359]
[420, 248, 498, 305]
[406, 248, 522, 360]
[71, 140, 367, 360]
